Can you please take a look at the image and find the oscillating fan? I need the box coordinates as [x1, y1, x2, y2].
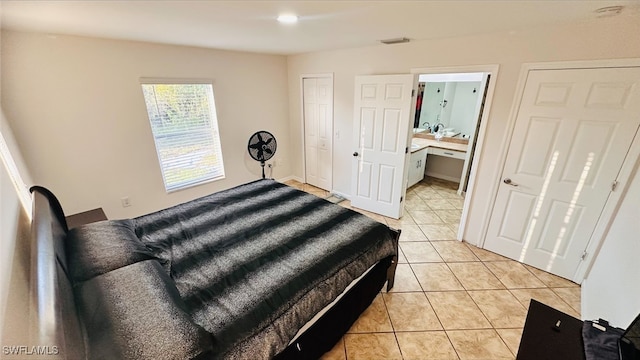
[247, 131, 277, 179]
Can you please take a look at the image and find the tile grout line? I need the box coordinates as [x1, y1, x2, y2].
[548, 287, 582, 314]
[443, 262, 495, 330]
[379, 291, 405, 360]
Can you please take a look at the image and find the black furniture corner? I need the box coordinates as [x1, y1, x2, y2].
[517, 299, 586, 360]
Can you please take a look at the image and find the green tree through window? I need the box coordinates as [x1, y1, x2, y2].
[141, 83, 225, 192]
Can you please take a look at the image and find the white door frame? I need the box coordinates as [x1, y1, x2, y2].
[411, 64, 500, 242]
[300, 73, 334, 188]
[481, 58, 640, 282]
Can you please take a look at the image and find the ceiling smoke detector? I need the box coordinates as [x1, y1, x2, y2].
[380, 37, 410, 45]
[594, 5, 624, 18]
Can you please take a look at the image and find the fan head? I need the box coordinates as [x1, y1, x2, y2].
[248, 131, 277, 162]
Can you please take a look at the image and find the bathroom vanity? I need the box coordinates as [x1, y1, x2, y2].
[408, 134, 469, 188]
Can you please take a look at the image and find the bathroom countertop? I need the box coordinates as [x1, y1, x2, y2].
[411, 137, 469, 153]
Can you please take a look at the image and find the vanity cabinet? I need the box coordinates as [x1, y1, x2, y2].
[408, 148, 428, 188]
[427, 147, 466, 160]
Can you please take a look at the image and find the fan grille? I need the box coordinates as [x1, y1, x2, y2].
[248, 131, 277, 162]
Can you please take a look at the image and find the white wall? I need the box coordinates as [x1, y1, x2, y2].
[582, 164, 640, 328]
[449, 82, 481, 137]
[286, 15, 640, 248]
[1, 30, 291, 219]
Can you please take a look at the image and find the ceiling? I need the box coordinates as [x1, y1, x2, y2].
[1, 1, 638, 55]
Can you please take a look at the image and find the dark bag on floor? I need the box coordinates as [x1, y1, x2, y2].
[582, 319, 624, 360]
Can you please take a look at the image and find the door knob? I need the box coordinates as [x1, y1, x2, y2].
[353, 152, 359, 157]
[503, 178, 518, 186]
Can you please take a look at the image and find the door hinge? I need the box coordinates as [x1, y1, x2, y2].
[405, 147, 408, 154]
[581, 250, 588, 261]
[411, 89, 416, 97]
[400, 196, 403, 202]
[611, 180, 618, 191]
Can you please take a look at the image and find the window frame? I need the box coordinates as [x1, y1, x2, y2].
[140, 78, 226, 193]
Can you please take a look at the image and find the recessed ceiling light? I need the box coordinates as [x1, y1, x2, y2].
[277, 14, 298, 24]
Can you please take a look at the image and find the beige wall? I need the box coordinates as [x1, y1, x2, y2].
[1, 30, 291, 219]
[0, 184, 32, 353]
[0, 109, 34, 350]
[425, 156, 464, 183]
[286, 15, 640, 247]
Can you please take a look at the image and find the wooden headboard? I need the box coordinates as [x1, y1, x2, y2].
[29, 186, 85, 359]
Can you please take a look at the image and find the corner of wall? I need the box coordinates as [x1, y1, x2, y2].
[0, 108, 34, 347]
[0, 206, 32, 347]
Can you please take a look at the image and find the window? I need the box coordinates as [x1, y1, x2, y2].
[141, 82, 225, 192]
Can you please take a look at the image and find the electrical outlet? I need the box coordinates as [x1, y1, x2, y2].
[121, 197, 131, 208]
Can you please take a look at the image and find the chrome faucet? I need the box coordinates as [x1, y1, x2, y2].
[434, 123, 445, 140]
[421, 121, 430, 131]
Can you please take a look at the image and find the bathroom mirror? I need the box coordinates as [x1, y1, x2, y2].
[413, 72, 484, 138]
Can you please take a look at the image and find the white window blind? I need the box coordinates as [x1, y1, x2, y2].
[141, 83, 225, 192]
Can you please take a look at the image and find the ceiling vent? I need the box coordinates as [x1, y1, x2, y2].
[380, 37, 410, 45]
[594, 5, 624, 18]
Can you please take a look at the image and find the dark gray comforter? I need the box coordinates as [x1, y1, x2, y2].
[133, 179, 396, 359]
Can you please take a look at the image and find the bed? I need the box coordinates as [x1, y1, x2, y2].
[29, 179, 399, 359]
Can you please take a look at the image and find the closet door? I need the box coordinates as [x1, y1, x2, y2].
[484, 66, 640, 281]
[303, 76, 333, 191]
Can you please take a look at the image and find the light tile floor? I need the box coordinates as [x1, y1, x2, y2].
[283, 177, 581, 360]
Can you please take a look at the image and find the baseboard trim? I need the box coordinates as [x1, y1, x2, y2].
[424, 172, 462, 184]
[276, 175, 304, 183]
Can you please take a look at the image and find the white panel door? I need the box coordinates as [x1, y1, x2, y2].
[351, 74, 416, 219]
[303, 77, 333, 191]
[485, 67, 640, 280]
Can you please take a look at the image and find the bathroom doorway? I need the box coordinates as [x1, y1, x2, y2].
[409, 65, 499, 240]
[412, 72, 489, 195]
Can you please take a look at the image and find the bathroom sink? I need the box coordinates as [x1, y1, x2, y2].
[440, 128, 460, 138]
[411, 143, 421, 149]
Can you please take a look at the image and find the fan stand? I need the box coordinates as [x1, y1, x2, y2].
[260, 160, 266, 179]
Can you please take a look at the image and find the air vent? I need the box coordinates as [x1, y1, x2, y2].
[380, 37, 410, 45]
[595, 5, 623, 18]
